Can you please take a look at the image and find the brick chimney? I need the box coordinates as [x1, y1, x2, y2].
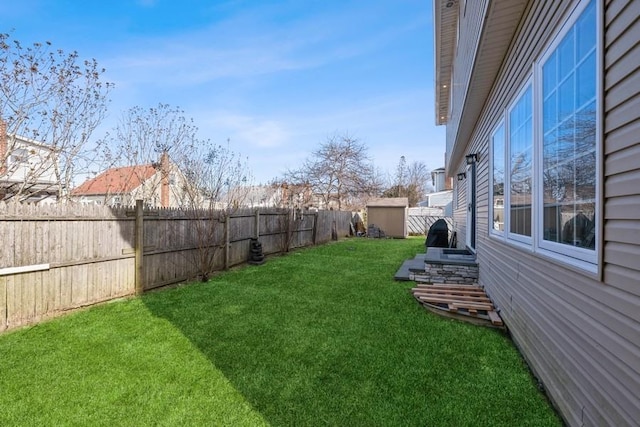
[0, 118, 7, 176]
[159, 151, 170, 208]
[445, 176, 453, 191]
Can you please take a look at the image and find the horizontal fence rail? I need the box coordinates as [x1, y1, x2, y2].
[0, 201, 352, 332]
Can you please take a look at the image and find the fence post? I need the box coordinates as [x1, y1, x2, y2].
[312, 212, 319, 245]
[331, 211, 337, 241]
[224, 215, 230, 270]
[134, 199, 144, 295]
[254, 209, 260, 239]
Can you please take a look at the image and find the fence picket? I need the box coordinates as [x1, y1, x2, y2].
[0, 202, 352, 331]
[407, 213, 453, 237]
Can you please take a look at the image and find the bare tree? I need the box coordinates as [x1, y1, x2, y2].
[0, 33, 112, 201]
[99, 103, 253, 280]
[176, 140, 253, 281]
[96, 103, 200, 206]
[267, 178, 313, 209]
[406, 160, 430, 203]
[395, 155, 407, 191]
[383, 157, 429, 206]
[284, 133, 382, 210]
[178, 140, 252, 210]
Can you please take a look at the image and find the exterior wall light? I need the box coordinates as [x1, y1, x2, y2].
[465, 153, 478, 164]
[457, 172, 466, 181]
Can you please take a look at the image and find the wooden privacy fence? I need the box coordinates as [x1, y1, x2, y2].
[0, 201, 352, 332]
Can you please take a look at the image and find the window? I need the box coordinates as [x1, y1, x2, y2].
[488, 0, 598, 270]
[540, 0, 597, 255]
[508, 85, 533, 240]
[10, 148, 29, 163]
[490, 123, 505, 234]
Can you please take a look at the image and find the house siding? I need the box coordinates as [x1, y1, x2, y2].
[604, 0, 640, 299]
[446, 0, 489, 164]
[445, 0, 529, 170]
[448, 0, 640, 425]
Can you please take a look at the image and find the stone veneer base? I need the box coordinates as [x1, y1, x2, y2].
[416, 247, 479, 284]
[421, 262, 479, 284]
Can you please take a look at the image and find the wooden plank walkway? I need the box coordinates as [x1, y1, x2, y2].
[411, 283, 504, 328]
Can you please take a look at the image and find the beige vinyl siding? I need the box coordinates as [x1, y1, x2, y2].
[446, 0, 529, 170]
[604, 0, 640, 295]
[448, 0, 640, 425]
[446, 0, 488, 163]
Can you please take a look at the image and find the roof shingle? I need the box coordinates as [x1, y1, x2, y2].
[72, 165, 157, 196]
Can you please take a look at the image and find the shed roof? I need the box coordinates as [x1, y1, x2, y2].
[367, 197, 408, 208]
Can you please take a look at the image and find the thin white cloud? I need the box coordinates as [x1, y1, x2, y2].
[107, 40, 316, 86]
[102, 3, 424, 88]
[205, 113, 290, 148]
[184, 87, 443, 183]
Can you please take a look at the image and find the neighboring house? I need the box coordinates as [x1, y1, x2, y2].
[218, 185, 283, 209]
[0, 120, 59, 203]
[71, 153, 192, 208]
[242, 185, 282, 208]
[244, 183, 312, 209]
[418, 190, 453, 216]
[215, 183, 313, 209]
[418, 167, 453, 216]
[429, 167, 452, 193]
[435, 0, 639, 425]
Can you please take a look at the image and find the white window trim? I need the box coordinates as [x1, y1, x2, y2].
[489, 119, 505, 238]
[487, 0, 599, 274]
[535, 0, 599, 271]
[506, 79, 533, 246]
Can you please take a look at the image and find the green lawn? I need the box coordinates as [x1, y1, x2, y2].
[0, 237, 561, 426]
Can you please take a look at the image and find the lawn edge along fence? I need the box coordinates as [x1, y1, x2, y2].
[0, 201, 351, 331]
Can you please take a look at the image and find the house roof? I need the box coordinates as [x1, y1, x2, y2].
[242, 185, 278, 205]
[9, 134, 57, 151]
[367, 197, 409, 208]
[72, 165, 157, 196]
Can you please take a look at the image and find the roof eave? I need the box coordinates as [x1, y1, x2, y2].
[445, 0, 529, 172]
[434, 0, 459, 126]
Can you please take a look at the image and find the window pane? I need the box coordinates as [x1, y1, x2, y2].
[559, 75, 574, 121]
[542, 0, 596, 250]
[577, 51, 596, 107]
[492, 124, 505, 232]
[543, 52, 557, 95]
[577, 0, 596, 59]
[509, 86, 532, 237]
[543, 91, 557, 133]
[559, 29, 575, 77]
[543, 129, 559, 170]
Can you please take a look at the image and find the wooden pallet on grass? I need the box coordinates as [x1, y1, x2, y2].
[411, 283, 504, 328]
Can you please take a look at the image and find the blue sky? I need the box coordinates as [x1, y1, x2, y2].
[4, 0, 445, 184]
